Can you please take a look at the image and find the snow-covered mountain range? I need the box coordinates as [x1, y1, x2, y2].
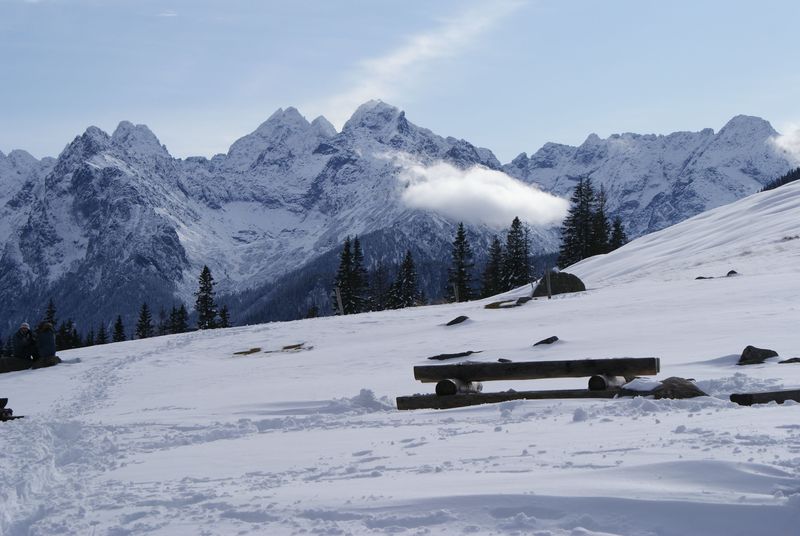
[0, 102, 794, 331]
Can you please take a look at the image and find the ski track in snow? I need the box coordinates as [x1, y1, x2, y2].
[1, 182, 800, 535]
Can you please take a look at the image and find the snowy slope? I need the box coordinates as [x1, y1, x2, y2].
[1, 182, 799, 535]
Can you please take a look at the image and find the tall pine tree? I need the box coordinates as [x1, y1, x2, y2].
[609, 216, 628, 250]
[136, 302, 154, 339]
[96, 322, 108, 345]
[218, 305, 231, 328]
[558, 177, 597, 268]
[113, 315, 126, 342]
[481, 236, 505, 297]
[503, 217, 530, 290]
[447, 222, 474, 302]
[44, 298, 57, 327]
[349, 237, 368, 313]
[195, 265, 218, 329]
[388, 250, 419, 309]
[368, 261, 392, 312]
[332, 237, 354, 315]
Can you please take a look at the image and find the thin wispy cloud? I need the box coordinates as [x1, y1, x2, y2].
[158, 10, 178, 17]
[390, 153, 568, 229]
[312, 0, 526, 128]
[771, 123, 800, 165]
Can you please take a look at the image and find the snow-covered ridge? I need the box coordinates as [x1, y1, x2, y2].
[0, 103, 794, 331]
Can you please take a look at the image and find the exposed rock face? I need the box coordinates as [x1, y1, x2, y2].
[533, 272, 586, 297]
[737, 345, 779, 366]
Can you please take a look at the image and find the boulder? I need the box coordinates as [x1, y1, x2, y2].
[737, 345, 778, 366]
[779, 358, 800, 364]
[726, 270, 739, 277]
[427, 350, 480, 361]
[516, 297, 533, 305]
[651, 377, 707, 399]
[534, 336, 559, 346]
[533, 272, 586, 297]
[445, 315, 469, 326]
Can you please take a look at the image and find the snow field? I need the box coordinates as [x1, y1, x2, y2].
[1, 182, 800, 534]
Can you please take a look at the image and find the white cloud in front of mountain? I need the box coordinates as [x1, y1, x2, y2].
[771, 123, 800, 165]
[396, 156, 568, 229]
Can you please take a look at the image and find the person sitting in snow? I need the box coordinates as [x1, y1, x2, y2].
[12, 322, 39, 362]
[33, 322, 60, 369]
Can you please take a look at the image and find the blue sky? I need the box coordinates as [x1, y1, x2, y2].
[1, 0, 798, 161]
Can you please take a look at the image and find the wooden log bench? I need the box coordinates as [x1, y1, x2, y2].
[730, 389, 800, 406]
[396, 357, 660, 410]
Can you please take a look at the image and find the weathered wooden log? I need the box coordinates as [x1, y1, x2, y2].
[730, 389, 800, 406]
[413, 358, 659, 383]
[397, 388, 621, 410]
[435, 379, 483, 396]
[588, 375, 626, 391]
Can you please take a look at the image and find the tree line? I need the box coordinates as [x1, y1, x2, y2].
[0, 264, 232, 356]
[761, 167, 800, 192]
[330, 177, 629, 315]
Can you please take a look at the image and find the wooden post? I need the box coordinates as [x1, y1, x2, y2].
[334, 286, 345, 316]
[545, 268, 552, 299]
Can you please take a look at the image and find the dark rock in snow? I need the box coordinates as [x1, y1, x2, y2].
[534, 336, 559, 346]
[497, 358, 512, 363]
[516, 296, 533, 305]
[651, 377, 707, 399]
[737, 345, 779, 365]
[446, 315, 469, 326]
[778, 358, 800, 364]
[695, 276, 714, 280]
[427, 350, 481, 361]
[726, 270, 739, 277]
[532, 272, 586, 297]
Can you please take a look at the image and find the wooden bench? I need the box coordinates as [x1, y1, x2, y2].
[396, 357, 660, 410]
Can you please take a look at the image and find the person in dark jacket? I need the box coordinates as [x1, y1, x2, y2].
[12, 322, 38, 361]
[35, 322, 57, 364]
[32, 322, 60, 369]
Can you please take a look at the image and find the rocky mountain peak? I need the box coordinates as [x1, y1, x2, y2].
[342, 100, 403, 136]
[111, 121, 171, 160]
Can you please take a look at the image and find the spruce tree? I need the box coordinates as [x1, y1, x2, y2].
[481, 236, 504, 298]
[388, 250, 419, 309]
[157, 306, 169, 336]
[447, 222, 474, 302]
[609, 216, 629, 250]
[56, 320, 75, 350]
[173, 304, 189, 333]
[44, 298, 57, 327]
[332, 237, 354, 315]
[85, 329, 95, 347]
[590, 185, 611, 255]
[113, 315, 126, 342]
[503, 217, 530, 290]
[136, 302, 154, 339]
[218, 305, 230, 328]
[558, 177, 597, 268]
[195, 265, 218, 329]
[349, 237, 368, 313]
[96, 322, 108, 345]
[368, 261, 392, 312]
